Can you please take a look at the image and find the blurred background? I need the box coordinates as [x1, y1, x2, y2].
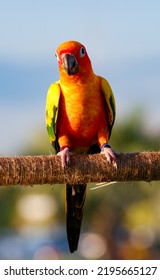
[0, 0, 160, 259]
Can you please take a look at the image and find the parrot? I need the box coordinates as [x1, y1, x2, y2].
[45, 40, 116, 253]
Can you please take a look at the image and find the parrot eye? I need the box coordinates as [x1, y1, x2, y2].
[79, 47, 85, 58]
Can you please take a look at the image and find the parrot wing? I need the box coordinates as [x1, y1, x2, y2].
[101, 77, 116, 138]
[46, 82, 60, 151]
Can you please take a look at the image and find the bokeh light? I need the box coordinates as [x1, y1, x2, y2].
[80, 233, 108, 259]
[33, 246, 60, 260]
[16, 194, 58, 223]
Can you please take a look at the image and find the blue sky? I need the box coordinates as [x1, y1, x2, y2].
[0, 0, 160, 154]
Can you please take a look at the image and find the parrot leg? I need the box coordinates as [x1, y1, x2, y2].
[101, 146, 117, 168]
[57, 147, 73, 168]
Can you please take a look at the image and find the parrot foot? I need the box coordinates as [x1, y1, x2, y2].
[101, 146, 117, 169]
[57, 147, 73, 168]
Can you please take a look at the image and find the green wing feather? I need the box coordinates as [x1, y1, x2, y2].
[45, 82, 60, 146]
[101, 77, 116, 138]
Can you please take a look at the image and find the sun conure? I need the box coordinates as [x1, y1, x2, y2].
[46, 40, 116, 253]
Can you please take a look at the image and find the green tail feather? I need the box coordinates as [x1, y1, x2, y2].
[66, 184, 86, 253]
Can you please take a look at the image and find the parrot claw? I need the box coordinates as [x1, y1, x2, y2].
[101, 147, 117, 169]
[57, 147, 73, 168]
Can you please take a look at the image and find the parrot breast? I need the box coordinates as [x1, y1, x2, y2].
[57, 76, 107, 152]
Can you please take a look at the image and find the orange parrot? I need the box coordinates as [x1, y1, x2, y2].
[46, 40, 116, 253]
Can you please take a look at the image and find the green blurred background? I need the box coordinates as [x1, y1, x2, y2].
[0, 0, 160, 259]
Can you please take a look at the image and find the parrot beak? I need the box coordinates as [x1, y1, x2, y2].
[62, 54, 79, 75]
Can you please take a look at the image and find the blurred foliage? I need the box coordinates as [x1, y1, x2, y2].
[0, 111, 160, 260]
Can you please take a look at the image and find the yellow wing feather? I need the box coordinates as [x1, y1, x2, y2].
[45, 81, 60, 145]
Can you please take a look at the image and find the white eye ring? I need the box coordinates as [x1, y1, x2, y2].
[79, 47, 85, 58]
[55, 52, 60, 61]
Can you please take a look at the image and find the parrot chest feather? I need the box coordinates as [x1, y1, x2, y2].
[58, 78, 107, 149]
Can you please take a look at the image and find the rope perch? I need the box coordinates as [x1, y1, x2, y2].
[0, 152, 160, 186]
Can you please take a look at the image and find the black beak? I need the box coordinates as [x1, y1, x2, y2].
[63, 54, 79, 75]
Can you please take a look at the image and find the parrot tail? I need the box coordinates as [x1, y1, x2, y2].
[66, 184, 86, 253]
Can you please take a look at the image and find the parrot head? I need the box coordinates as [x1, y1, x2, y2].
[55, 41, 93, 78]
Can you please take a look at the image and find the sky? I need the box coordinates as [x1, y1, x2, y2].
[0, 0, 160, 155]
